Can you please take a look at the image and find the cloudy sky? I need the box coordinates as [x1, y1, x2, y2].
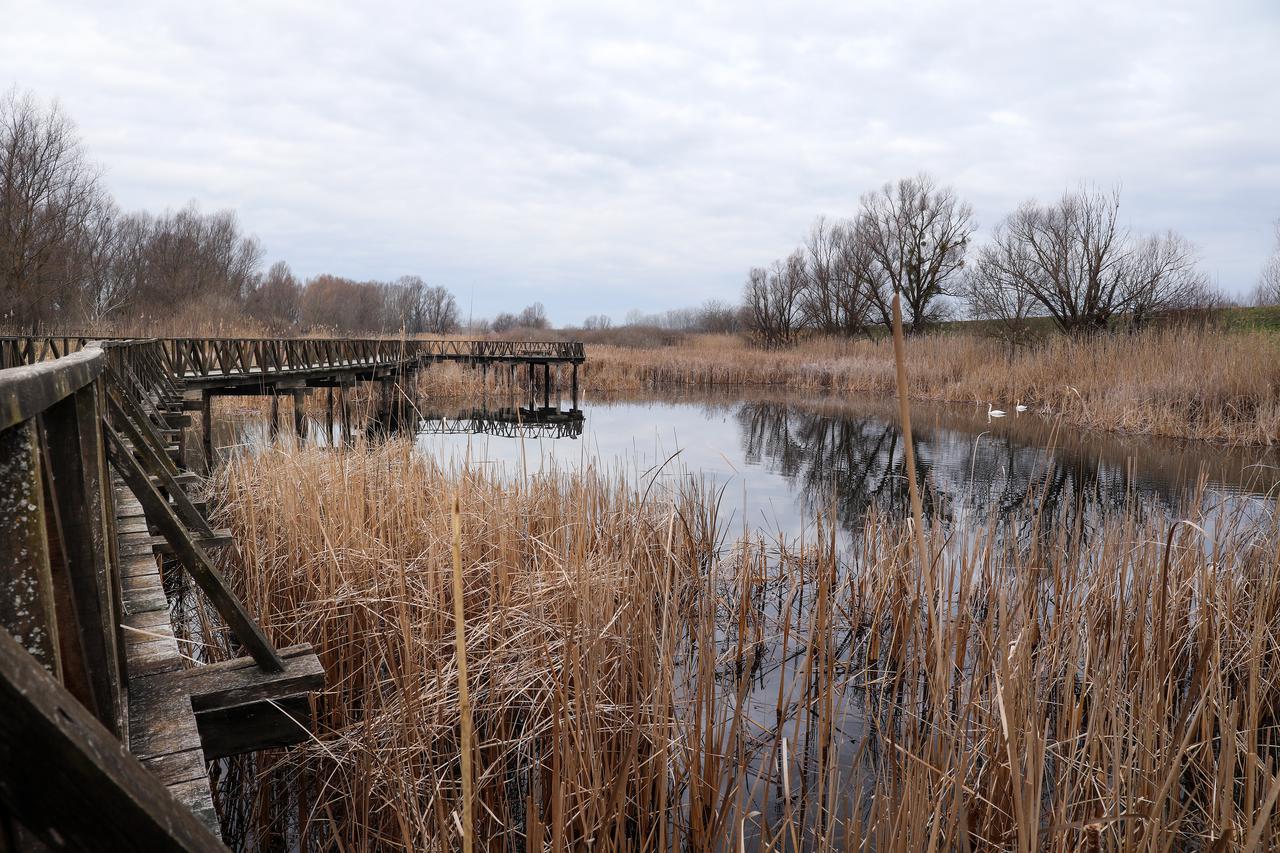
[3, 0, 1278, 323]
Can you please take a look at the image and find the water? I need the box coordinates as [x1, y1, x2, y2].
[215, 388, 1280, 846]
[395, 390, 1280, 543]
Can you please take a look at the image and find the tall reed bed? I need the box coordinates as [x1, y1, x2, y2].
[586, 328, 1280, 445]
[213, 440, 1280, 851]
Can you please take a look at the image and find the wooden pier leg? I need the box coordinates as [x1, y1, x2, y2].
[339, 384, 352, 446]
[293, 389, 306, 442]
[571, 363, 579, 410]
[200, 391, 213, 472]
[542, 363, 551, 410]
[325, 387, 334, 444]
[269, 393, 280, 440]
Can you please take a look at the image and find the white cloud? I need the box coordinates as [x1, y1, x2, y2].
[2, 0, 1277, 322]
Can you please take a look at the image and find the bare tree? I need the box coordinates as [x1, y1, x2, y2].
[76, 196, 134, 322]
[0, 88, 104, 325]
[491, 312, 518, 333]
[517, 302, 549, 329]
[994, 187, 1130, 333]
[855, 173, 974, 333]
[743, 250, 805, 347]
[1122, 231, 1211, 328]
[695, 299, 741, 334]
[417, 282, 459, 333]
[960, 235, 1042, 346]
[245, 260, 301, 329]
[830, 221, 876, 338]
[583, 313, 612, 330]
[798, 215, 844, 334]
[984, 187, 1213, 333]
[1257, 220, 1280, 306]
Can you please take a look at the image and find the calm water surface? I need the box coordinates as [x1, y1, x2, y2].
[399, 390, 1279, 541]
[218, 389, 1279, 845]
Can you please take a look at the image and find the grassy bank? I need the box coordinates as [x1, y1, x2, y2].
[584, 327, 1280, 445]
[212, 440, 1280, 851]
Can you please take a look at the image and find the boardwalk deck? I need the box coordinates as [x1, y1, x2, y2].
[0, 334, 586, 849]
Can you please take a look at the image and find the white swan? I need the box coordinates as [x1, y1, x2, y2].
[1015, 403, 1028, 413]
[987, 403, 1007, 419]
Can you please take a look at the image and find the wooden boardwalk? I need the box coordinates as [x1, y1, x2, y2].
[0, 334, 584, 849]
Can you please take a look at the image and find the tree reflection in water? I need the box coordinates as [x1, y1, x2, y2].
[734, 396, 1270, 550]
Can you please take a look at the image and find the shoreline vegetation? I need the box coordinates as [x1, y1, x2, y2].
[212, 440, 1280, 852]
[581, 327, 1280, 447]
[402, 325, 1280, 447]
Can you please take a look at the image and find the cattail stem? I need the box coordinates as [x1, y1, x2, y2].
[890, 291, 926, 557]
[452, 492, 474, 853]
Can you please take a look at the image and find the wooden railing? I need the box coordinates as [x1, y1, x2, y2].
[0, 341, 321, 848]
[1, 335, 585, 375]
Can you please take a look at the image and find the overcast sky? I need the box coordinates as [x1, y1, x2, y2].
[3, 0, 1278, 324]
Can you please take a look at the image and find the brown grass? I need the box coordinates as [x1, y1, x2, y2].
[209, 439, 1280, 851]
[585, 329, 1280, 445]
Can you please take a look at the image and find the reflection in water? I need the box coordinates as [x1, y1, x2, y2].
[219, 389, 1278, 544]
[213, 388, 1280, 847]
[733, 393, 1277, 544]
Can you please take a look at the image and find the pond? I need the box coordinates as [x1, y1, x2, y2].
[377, 390, 1278, 543]
[211, 387, 1280, 847]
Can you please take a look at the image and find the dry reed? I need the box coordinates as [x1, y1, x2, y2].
[209, 438, 1280, 851]
[585, 328, 1280, 446]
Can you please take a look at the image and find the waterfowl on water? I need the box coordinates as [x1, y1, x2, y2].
[987, 402, 1007, 419]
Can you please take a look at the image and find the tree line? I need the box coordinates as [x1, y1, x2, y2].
[0, 89, 471, 335]
[742, 174, 1240, 346]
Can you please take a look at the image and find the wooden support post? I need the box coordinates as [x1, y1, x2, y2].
[293, 390, 306, 442]
[0, 421, 60, 678]
[0, 627, 225, 852]
[105, 395, 215, 539]
[339, 384, 352, 446]
[542, 363, 551, 410]
[105, 423, 285, 673]
[325, 387, 334, 444]
[200, 392, 213, 473]
[36, 384, 123, 733]
[269, 393, 280, 440]
[571, 363, 579, 410]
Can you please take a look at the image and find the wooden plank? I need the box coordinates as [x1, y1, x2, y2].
[0, 626, 226, 851]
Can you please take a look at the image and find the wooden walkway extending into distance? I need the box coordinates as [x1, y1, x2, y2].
[0, 334, 586, 850]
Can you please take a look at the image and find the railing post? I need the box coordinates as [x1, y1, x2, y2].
[0, 420, 60, 678]
[34, 382, 123, 734]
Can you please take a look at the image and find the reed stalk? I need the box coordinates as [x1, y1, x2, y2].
[209, 439, 1280, 851]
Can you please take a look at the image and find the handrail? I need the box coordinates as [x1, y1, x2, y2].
[0, 345, 104, 430]
[0, 336, 586, 375]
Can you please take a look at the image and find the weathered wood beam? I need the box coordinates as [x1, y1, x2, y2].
[0, 421, 60, 677]
[104, 423, 285, 673]
[0, 626, 226, 852]
[180, 644, 323, 760]
[0, 346, 103, 432]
